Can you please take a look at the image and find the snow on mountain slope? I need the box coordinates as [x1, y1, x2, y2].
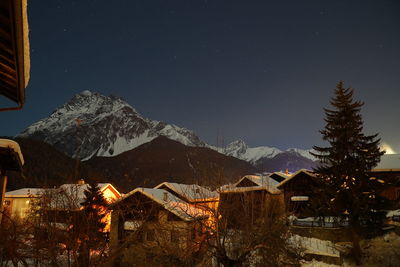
[286, 148, 316, 161]
[19, 91, 205, 159]
[223, 139, 282, 163]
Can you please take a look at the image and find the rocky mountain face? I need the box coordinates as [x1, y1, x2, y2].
[19, 91, 205, 160]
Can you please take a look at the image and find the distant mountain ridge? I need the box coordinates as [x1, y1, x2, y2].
[19, 90, 317, 171]
[220, 139, 316, 163]
[86, 136, 257, 191]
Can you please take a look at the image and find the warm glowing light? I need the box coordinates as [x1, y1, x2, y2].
[380, 142, 396, 154]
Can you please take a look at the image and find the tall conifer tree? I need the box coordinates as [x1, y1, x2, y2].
[79, 182, 108, 265]
[311, 81, 385, 263]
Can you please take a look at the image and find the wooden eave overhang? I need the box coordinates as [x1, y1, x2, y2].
[0, 0, 30, 109]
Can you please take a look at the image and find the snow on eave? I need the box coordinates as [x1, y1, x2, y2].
[5, 188, 43, 198]
[277, 169, 316, 188]
[234, 174, 280, 188]
[220, 185, 281, 195]
[0, 139, 24, 165]
[99, 183, 122, 198]
[111, 188, 208, 222]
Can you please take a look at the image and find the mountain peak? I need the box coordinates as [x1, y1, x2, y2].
[79, 90, 93, 96]
[19, 91, 205, 159]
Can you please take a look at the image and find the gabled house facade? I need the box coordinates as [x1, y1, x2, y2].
[4, 181, 121, 230]
[277, 169, 317, 217]
[3, 188, 42, 219]
[369, 154, 400, 207]
[218, 174, 284, 229]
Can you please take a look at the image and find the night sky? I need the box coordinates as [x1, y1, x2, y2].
[1, 0, 399, 152]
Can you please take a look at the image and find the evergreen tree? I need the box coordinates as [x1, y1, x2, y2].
[79, 182, 109, 265]
[311, 81, 386, 264]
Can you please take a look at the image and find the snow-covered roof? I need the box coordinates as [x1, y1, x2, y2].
[277, 169, 316, 188]
[373, 154, 400, 171]
[114, 188, 208, 222]
[235, 174, 280, 188]
[5, 188, 44, 198]
[220, 184, 281, 195]
[154, 182, 218, 202]
[0, 139, 24, 166]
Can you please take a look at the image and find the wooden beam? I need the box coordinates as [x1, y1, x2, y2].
[0, 174, 7, 224]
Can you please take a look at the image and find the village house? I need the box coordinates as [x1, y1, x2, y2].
[0, 140, 25, 222]
[4, 181, 121, 231]
[218, 174, 284, 229]
[154, 182, 219, 212]
[3, 188, 42, 219]
[370, 154, 400, 207]
[276, 169, 317, 217]
[109, 186, 210, 266]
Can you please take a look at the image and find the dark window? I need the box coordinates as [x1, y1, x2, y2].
[136, 231, 144, 242]
[191, 228, 196, 240]
[146, 229, 155, 241]
[170, 230, 179, 243]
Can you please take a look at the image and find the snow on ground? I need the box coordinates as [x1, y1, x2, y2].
[386, 209, 400, 217]
[290, 235, 340, 258]
[301, 232, 400, 267]
[301, 259, 340, 267]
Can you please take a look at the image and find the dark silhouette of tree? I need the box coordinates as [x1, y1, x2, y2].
[311, 81, 386, 264]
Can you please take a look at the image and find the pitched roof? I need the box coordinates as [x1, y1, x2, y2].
[235, 174, 280, 188]
[220, 185, 281, 195]
[0, 0, 30, 107]
[5, 188, 44, 197]
[114, 187, 208, 222]
[154, 182, 218, 202]
[276, 169, 316, 188]
[0, 139, 24, 171]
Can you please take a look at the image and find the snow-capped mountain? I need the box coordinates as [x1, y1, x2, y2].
[19, 90, 205, 159]
[19, 90, 316, 170]
[221, 140, 316, 163]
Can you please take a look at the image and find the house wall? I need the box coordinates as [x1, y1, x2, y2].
[3, 196, 32, 218]
[219, 190, 284, 229]
[281, 173, 316, 216]
[109, 207, 201, 266]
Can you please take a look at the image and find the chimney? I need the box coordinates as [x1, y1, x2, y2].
[163, 192, 168, 202]
[285, 169, 289, 175]
[77, 179, 85, 185]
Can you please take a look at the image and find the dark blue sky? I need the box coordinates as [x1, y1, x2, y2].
[1, 0, 399, 151]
